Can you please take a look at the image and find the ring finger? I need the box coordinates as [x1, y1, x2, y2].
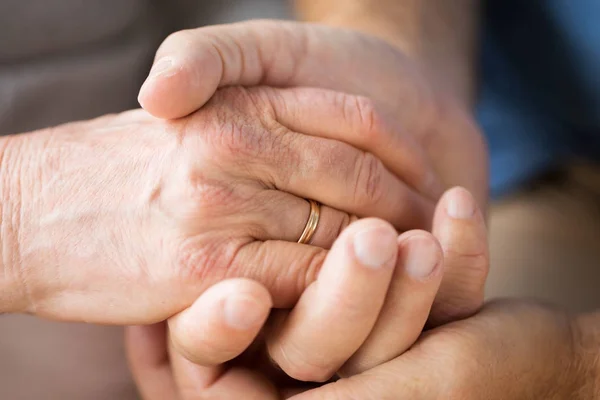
[248, 189, 357, 249]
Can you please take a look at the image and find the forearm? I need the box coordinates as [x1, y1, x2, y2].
[295, 0, 480, 108]
[574, 311, 600, 398]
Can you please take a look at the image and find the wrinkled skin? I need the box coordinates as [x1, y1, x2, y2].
[140, 20, 489, 212]
[4, 85, 438, 323]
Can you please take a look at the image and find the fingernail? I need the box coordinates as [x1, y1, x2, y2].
[138, 58, 176, 108]
[224, 295, 267, 330]
[353, 225, 397, 269]
[446, 187, 475, 219]
[402, 236, 440, 279]
[148, 57, 174, 79]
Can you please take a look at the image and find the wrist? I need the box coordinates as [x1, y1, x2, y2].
[297, 2, 420, 58]
[0, 134, 34, 314]
[295, 0, 480, 109]
[572, 312, 600, 399]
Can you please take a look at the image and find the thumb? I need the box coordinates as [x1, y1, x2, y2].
[168, 278, 272, 367]
[429, 187, 490, 326]
[137, 20, 423, 122]
[167, 279, 278, 400]
[138, 20, 310, 119]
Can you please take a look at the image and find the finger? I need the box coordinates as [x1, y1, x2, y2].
[139, 20, 443, 200]
[168, 348, 279, 400]
[250, 189, 358, 249]
[168, 278, 272, 367]
[138, 21, 306, 119]
[266, 218, 398, 382]
[201, 87, 434, 230]
[138, 21, 428, 133]
[429, 187, 489, 327]
[270, 88, 444, 199]
[125, 323, 179, 400]
[167, 337, 279, 400]
[172, 362, 279, 400]
[340, 230, 443, 376]
[263, 87, 435, 230]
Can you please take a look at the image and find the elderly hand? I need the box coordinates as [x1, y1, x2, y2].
[137, 20, 488, 322]
[126, 188, 490, 399]
[138, 20, 487, 209]
[0, 85, 438, 323]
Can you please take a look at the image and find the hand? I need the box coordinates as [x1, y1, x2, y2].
[138, 20, 488, 212]
[288, 300, 587, 400]
[137, 21, 489, 320]
[2, 86, 437, 322]
[126, 187, 490, 399]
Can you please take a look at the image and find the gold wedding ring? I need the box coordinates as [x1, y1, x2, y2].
[297, 199, 321, 244]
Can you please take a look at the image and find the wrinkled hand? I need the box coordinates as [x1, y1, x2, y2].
[138, 20, 487, 209]
[138, 20, 489, 321]
[126, 188, 490, 399]
[4, 86, 437, 322]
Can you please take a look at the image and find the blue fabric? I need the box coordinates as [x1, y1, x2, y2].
[478, 0, 600, 197]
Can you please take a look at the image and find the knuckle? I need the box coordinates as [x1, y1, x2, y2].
[199, 88, 299, 186]
[434, 251, 489, 319]
[353, 152, 386, 207]
[162, 160, 238, 220]
[256, 86, 285, 120]
[186, 172, 235, 208]
[192, 108, 259, 164]
[298, 248, 326, 296]
[172, 237, 234, 284]
[352, 95, 377, 131]
[217, 117, 263, 160]
[445, 246, 490, 283]
[172, 240, 212, 282]
[275, 343, 338, 383]
[343, 94, 386, 139]
[432, 242, 489, 323]
[311, 140, 348, 173]
[259, 245, 325, 305]
[263, 126, 301, 186]
[216, 86, 261, 112]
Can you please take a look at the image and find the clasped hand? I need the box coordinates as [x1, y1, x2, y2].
[119, 20, 490, 399]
